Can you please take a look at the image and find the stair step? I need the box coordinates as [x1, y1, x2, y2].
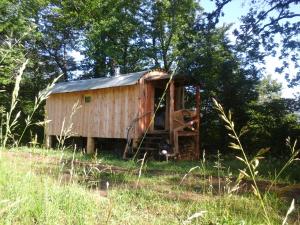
[141, 142, 159, 147]
[138, 147, 158, 151]
[141, 140, 158, 143]
[145, 132, 168, 137]
[134, 131, 170, 158]
[141, 136, 165, 140]
[145, 134, 168, 137]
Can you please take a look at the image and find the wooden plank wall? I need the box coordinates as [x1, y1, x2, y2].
[137, 80, 154, 136]
[175, 86, 184, 110]
[136, 71, 169, 135]
[45, 85, 140, 139]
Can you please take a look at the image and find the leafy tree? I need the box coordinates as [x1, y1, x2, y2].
[176, 0, 300, 154]
[142, 0, 199, 71]
[77, 0, 145, 77]
[234, 0, 300, 87]
[0, 0, 57, 144]
[176, 2, 259, 151]
[256, 75, 282, 103]
[246, 76, 300, 154]
[0, 0, 33, 121]
[246, 100, 300, 155]
[0, 0, 298, 152]
[34, 2, 79, 80]
[0, 0, 29, 85]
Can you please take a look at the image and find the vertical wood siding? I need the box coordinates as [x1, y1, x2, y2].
[45, 85, 140, 139]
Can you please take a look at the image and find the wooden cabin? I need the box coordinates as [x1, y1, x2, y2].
[45, 69, 201, 160]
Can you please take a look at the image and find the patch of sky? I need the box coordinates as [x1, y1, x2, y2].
[201, 0, 299, 98]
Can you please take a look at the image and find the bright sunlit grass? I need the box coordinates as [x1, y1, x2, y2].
[0, 147, 298, 224]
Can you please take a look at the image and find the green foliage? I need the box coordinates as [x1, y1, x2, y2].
[34, 1, 82, 80]
[234, 0, 300, 87]
[246, 99, 300, 154]
[143, 0, 199, 71]
[245, 77, 300, 154]
[0, 1, 45, 145]
[178, 22, 259, 151]
[257, 75, 282, 103]
[78, 0, 145, 76]
[0, 0, 299, 156]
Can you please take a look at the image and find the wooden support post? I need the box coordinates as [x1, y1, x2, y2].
[195, 86, 200, 159]
[87, 137, 95, 154]
[45, 135, 53, 148]
[169, 80, 175, 147]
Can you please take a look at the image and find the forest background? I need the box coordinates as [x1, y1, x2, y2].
[0, 0, 299, 155]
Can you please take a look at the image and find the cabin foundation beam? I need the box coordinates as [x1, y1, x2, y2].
[87, 137, 95, 154]
[45, 135, 53, 148]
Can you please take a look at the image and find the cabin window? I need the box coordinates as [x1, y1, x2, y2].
[84, 95, 92, 103]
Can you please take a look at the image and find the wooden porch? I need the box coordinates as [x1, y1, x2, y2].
[168, 78, 200, 160]
[128, 74, 201, 160]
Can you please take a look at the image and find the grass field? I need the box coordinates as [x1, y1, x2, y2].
[0, 147, 299, 224]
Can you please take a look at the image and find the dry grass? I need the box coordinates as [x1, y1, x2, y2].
[0, 148, 299, 224]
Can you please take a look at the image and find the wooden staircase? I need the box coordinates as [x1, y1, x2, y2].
[136, 131, 170, 159]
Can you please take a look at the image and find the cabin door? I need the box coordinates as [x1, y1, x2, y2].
[153, 87, 167, 130]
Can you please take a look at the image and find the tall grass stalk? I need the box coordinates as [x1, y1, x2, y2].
[135, 152, 147, 188]
[266, 138, 299, 193]
[214, 150, 224, 195]
[105, 189, 113, 225]
[212, 98, 272, 224]
[16, 74, 62, 146]
[0, 106, 5, 146]
[213, 98, 299, 224]
[200, 150, 207, 194]
[2, 59, 28, 148]
[56, 101, 81, 186]
[0, 31, 32, 148]
[69, 145, 77, 182]
[180, 166, 199, 185]
[282, 199, 295, 225]
[56, 100, 81, 150]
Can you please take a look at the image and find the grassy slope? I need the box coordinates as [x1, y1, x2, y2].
[0, 147, 298, 224]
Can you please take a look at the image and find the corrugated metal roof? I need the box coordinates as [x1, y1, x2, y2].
[50, 70, 149, 94]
